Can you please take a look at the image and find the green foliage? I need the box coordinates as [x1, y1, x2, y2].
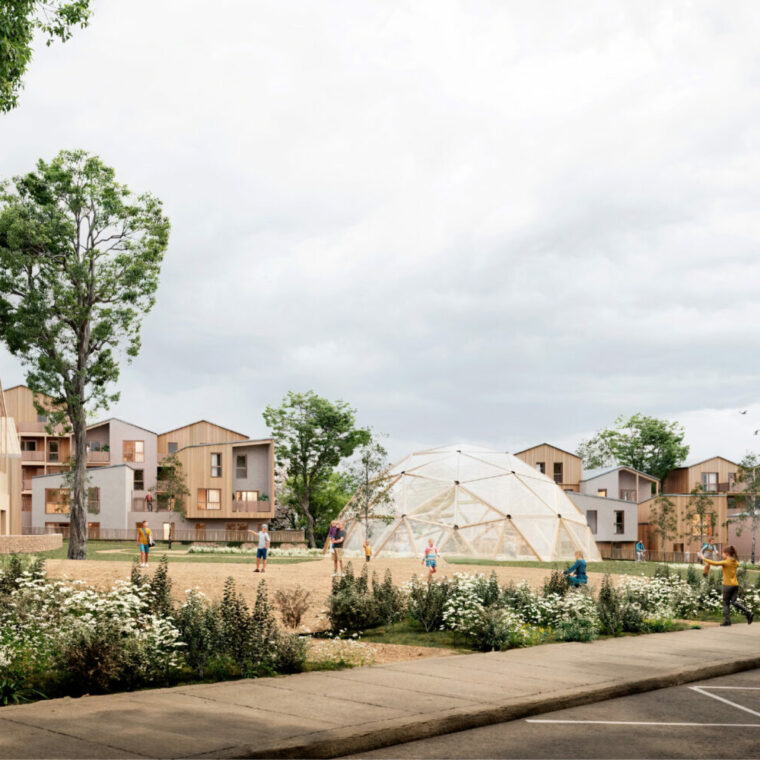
[148, 557, 172, 618]
[156, 454, 190, 513]
[0, 150, 170, 560]
[686, 564, 700, 587]
[597, 575, 623, 636]
[263, 391, 370, 546]
[576, 413, 689, 482]
[372, 569, 406, 626]
[344, 437, 392, 537]
[542, 569, 569, 597]
[555, 617, 598, 642]
[684, 485, 718, 546]
[406, 577, 451, 632]
[732, 453, 760, 563]
[0, 675, 45, 705]
[0, 1, 92, 113]
[650, 495, 679, 551]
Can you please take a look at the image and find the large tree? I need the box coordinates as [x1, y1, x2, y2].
[576, 413, 689, 482]
[263, 391, 370, 547]
[343, 437, 392, 540]
[0, 150, 170, 558]
[1, 1, 92, 113]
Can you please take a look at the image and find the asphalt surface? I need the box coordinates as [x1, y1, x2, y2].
[350, 668, 760, 759]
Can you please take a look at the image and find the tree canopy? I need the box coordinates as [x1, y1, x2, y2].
[1, 1, 92, 113]
[576, 413, 689, 482]
[0, 150, 170, 558]
[263, 391, 370, 547]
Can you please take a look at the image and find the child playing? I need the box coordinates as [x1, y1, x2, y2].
[363, 539, 372, 563]
[422, 538, 439, 581]
[323, 520, 338, 555]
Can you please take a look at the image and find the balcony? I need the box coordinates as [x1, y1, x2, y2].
[17, 421, 69, 435]
[131, 494, 171, 512]
[86, 450, 110, 464]
[21, 450, 45, 462]
[22, 478, 32, 491]
[232, 499, 271, 514]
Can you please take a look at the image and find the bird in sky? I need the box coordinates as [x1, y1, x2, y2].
[740, 410, 748, 415]
[754, 429, 759, 435]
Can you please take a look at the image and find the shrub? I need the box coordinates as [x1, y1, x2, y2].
[372, 569, 406, 626]
[274, 586, 311, 629]
[149, 557, 173, 618]
[555, 617, 598, 642]
[543, 569, 569, 597]
[172, 589, 219, 679]
[327, 563, 381, 633]
[597, 575, 622, 636]
[466, 607, 534, 651]
[406, 577, 451, 632]
[685, 564, 700, 588]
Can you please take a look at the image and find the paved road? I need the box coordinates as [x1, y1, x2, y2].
[352, 668, 760, 759]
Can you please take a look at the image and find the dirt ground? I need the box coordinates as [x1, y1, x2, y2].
[44, 555, 623, 638]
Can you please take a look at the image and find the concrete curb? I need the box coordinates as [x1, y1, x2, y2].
[197, 654, 760, 759]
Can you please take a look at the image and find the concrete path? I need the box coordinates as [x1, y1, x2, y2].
[1, 625, 759, 760]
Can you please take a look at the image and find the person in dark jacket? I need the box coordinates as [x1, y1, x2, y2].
[563, 551, 588, 587]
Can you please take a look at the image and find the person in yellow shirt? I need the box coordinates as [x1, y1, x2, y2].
[363, 539, 372, 563]
[700, 544, 754, 627]
[136, 521, 153, 569]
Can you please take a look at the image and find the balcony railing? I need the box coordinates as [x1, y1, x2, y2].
[22, 478, 32, 491]
[17, 421, 68, 435]
[131, 496, 171, 512]
[22, 526, 306, 544]
[86, 450, 110, 463]
[232, 499, 271, 513]
[21, 450, 45, 462]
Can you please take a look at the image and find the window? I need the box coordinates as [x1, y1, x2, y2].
[45, 489, 70, 514]
[168, 442, 178, 454]
[134, 469, 145, 491]
[88, 522, 101, 539]
[236, 454, 247, 479]
[87, 487, 100, 514]
[553, 462, 563, 484]
[620, 489, 636, 501]
[614, 510, 625, 534]
[90, 440, 101, 451]
[597, 489, 607, 497]
[586, 510, 598, 534]
[210, 453, 222, 478]
[701, 472, 718, 492]
[198, 488, 221, 510]
[37, 413, 47, 423]
[21, 495, 31, 512]
[47, 440, 59, 462]
[123, 440, 145, 463]
[20, 440, 36, 452]
[235, 490, 258, 501]
[536, 462, 546, 474]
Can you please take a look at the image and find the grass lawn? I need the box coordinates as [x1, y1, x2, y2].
[446, 557, 760, 578]
[360, 619, 472, 651]
[33, 540, 321, 565]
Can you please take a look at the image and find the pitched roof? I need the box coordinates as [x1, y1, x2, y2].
[581, 465, 659, 483]
[159, 419, 249, 439]
[176, 437, 273, 451]
[513, 442, 582, 460]
[87, 417, 157, 435]
[674, 455, 739, 470]
[567, 491, 634, 507]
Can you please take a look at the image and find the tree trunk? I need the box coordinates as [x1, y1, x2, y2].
[67, 404, 88, 560]
[302, 496, 316, 548]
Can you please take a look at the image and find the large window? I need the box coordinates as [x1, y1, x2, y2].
[236, 454, 247, 479]
[45, 489, 70, 514]
[553, 462, 563, 484]
[597, 489, 607, 498]
[198, 488, 221, 510]
[168, 442, 178, 454]
[47, 440, 59, 462]
[20, 440, 36, 452]
[536, 462, 546, 474]
[87, 487, 100, 514]
[701, 472, 718, 492]
[586, 510, 598, 534]
[124, 440, 145, 463]
[210, 453, 222, 478]
[134, 469, 145, 491]
[235, 490, 258, 501]
[614, 510, 625, 534]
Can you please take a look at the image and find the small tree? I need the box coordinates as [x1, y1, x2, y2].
[649, 494, 678, 558]
[156, 454, 190, 514]
[0, 150, 170, 558]
[263, 391, 370, 547]
[576, 414, 689, 482]
[684, 484, 717, 551]
[1, 1, 92, 113]
[344, 437, 392, 540]
[733, 453, 760, 564]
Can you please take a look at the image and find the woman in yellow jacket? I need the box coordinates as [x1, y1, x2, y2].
[699, 545, 754, 627]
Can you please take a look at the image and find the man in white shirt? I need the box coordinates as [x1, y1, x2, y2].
[248, 524, 271, 573]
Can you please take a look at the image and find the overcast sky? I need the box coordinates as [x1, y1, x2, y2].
[1, 0, 759, 464]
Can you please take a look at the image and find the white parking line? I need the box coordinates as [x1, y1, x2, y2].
[690, 686, 760, 719]
[526, 720, 760, 727]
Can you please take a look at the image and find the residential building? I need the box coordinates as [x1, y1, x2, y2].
[173, 438, 275, 538]
[567, 491, 638, 556]
[580, 466, 659, 503]
[513, 443, 583, 491]
[0, 381, 22, 535]
[662, 457, 743, 498]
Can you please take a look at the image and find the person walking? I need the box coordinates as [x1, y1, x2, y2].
[635, 540, 646, 562]
[249, 524, 270, 573]
[363, 538, 372, 563]
[145, 491, 154, 512]
[699, 544, 754, 627]
[323, 520, 338, 555]
[422, 538, 439, 581]
[563, 551, 588, 587]
[137, 520, 153, 568]
[332, 521, 346, 577]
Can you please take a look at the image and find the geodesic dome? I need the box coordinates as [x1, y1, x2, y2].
[339, 445, 601, 561]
